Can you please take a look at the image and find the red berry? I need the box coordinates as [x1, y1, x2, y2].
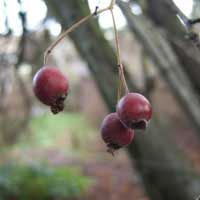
[101, 113, 134, 154]
[117, 93, 152, 130]
[33, 66, 69, 114]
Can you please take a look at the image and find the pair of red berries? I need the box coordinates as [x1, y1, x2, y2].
[33, 66, 69, 114]
[101, 93, 152, 154]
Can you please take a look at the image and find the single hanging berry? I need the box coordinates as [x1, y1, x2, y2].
[33, 66, 69, 114]
[117, 93, 152, 130]
[101, 112, 134, 155]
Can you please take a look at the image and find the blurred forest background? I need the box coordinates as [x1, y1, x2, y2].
[1, 0, 200, 199]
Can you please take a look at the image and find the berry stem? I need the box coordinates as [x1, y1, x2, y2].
[110, 9, 129, 99]
[44, 14, 92, 65]
[110, 9, 121, 67]
[109, 0, 116, 9]
[117, 68, 123, 101]
[43, 5, 113, 65]
[107, 147, 115, 156]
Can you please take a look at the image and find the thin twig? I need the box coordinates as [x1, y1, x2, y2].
[15, 0, 31, 135]
[44, 14, 92, 65]
[16, 0, 27, 67]
[109, 0, 116, 9]
[168, 0, 200, 48]
[110, 10, 121, 65]
[44, 6, 112, 65]
[43, 0, 129, 100]
[3, 0, 12, 36]
[110, 9, 129, 97]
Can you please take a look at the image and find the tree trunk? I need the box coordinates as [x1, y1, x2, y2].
[44, 0, 200, 199]
[145, 0, 200, 94]
[128, 116, 200, 200]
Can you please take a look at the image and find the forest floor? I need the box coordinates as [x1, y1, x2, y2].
[14, 141, 148, 200]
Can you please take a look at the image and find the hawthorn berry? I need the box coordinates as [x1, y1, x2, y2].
[101, 113, 134, 155]
[117, 93, 152, 130]
[33, 66, 69, 114]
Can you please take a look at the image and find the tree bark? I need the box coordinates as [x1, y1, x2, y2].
[44, 0, 200, 199]
[144, 0, 200, 94]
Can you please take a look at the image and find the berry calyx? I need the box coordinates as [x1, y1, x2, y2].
[100, 113, 134, 155]
[33, 66, 69, 114]
[117, 93, 152, 130]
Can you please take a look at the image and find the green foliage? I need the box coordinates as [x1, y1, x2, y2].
[19, 112, 95, 148]
[0, 162, 91, 200]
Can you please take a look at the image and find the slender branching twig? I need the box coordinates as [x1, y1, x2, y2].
[43, 0, 129, 101]
[110, 9, 129, 100]
[44, 3, 115, 65]
[43, 14, 93, 65]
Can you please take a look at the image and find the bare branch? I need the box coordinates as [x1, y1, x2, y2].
[16, 0, 27, 67]
[44, 0, 117, 65]
[167, 0, 200, 48]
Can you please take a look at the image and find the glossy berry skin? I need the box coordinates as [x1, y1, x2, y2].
[33, 66, 69, 114]
[117, 93, 152, 130]
[101, 113, 134, 152]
